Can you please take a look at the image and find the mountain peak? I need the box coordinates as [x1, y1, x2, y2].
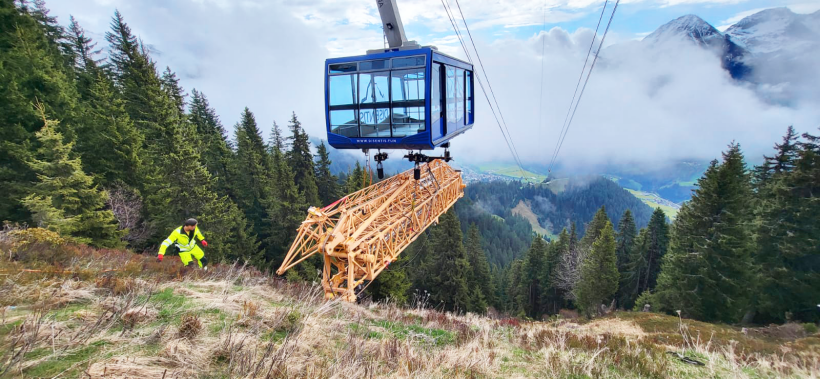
[726, 7, 819, 54]
[644, 14, 722, 45]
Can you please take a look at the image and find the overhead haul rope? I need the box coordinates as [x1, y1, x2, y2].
[538, 0, 548, 144]
[547, 0, 619, 173]
[440, 0, 527, 179]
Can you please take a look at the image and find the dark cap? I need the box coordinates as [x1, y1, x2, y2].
[184, 218, 198, 226]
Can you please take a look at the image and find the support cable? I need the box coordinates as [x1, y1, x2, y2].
[451, 0, 527, 176]
[547, 0, 615, 173]
[439, 0, 526, 178]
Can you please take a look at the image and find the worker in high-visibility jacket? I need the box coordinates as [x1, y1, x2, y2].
[157, 218, 209, 269]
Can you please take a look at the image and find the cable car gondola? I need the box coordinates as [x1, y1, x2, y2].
[324, 0, 475, 178]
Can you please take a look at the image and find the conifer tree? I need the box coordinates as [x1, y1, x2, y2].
[575, 221, 619, 317]
[505, 259, 526, 316]
[428, 210, 471, 312]
[619, 227, 648, 309]
[615, 209, 637, 275]
[66, 16, 103, 97]
[752, 127, 820, 322]
[286, 112, 321, 206]
[465, 224, 496, 312]
[189, 89, 234, 197]
[580, 205, 609, 247]
[233, 108, 275, 244]
[266, 145, 307, 268]
[160, 67, 186, 115]
[367, 253, 412, 304]
[520, 236, 549, 318]
[73, 73, 143, 187]
[345, 162, 368, 193]
[641, 208, 669, 292]
[23, 114, 122, 247]
[656, 143, 754, 322]
[315, 142, 340, 205]
[105, 10, 168, 145]
[0, 2, 78, 223]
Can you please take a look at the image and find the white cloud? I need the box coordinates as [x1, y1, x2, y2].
[716, 7, 766, 31]
[45, 0, 820, 173]
[449, 27, 820, 169]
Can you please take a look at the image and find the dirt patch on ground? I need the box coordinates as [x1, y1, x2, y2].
[745, 323, 808, 340]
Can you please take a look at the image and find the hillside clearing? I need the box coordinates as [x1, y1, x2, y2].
[2, 232, 818, 378]
[511, 200, 553, 237]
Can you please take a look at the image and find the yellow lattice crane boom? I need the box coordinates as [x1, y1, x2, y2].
[276, 160, 465, 301]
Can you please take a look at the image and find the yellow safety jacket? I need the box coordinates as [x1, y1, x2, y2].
[159, 226, 205, 256]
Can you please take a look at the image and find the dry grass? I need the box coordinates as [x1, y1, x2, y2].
[1, 228, 819, 378]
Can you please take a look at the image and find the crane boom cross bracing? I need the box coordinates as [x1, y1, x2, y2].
[276, 160, 465, 302]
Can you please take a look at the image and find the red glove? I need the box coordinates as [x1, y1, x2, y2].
[157, 255, 164, 262]
[201, 240, 208, 247]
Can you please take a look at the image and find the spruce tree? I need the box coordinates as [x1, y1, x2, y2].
[160, 67, 186, 116]
[0, 2, 78, 223]
[615, 209, 637, 276]
[575, 221, 619, 317]
[286, 112, 320, 206]
[581, 205, 610, 248]
[73, 73, 143, 187]
[315, 142, 340, 205]
[189, 89, 234, 197]
[656, 143, 754, 322]
[233, 108, 275, 244]
[753, 128, 820, 322]
[23, 114, 122, 247]
[66, 16, 103, 97]
[465, 224, 496, 312]
[367, 253, 412, 304]
[521, 236, 549, 318]
[427, 210, 471, 312]
[641, 208, 670, 292]
[266, 145, 307, 268]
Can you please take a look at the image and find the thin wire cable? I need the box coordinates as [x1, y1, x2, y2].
[538, 0, 548, 144]
[452, 0, 527, 175]
[547, 0, 608, 172]
[440, 0, 527, 177]
[548, 0, 620, 173]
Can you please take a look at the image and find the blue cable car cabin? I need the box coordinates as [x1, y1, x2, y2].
[325, 47, 475, 151]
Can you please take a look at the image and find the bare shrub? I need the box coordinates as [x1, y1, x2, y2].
[553, 246, 588, 301]
[106, 182, 153, 244]
[177, 313, 202, 340]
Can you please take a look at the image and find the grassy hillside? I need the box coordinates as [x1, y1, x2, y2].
[475, 163, 547, 183]
[625, 189, 680, 219]
[2, 229, 819, 378]
[511, 200, 555, 238]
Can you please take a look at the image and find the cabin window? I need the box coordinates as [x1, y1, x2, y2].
[329, 63, 357, 74]
[446, 66, 456, 126]
[327, 56, 432, 138]
[392, 56, 426, 69]
[456, 68, 465, 126]
[328, 74, 359, 137]
[390, 68, 426, 137]
[358, 71, 390, 137]
[359, 59, 389, 71]
[466, 71, 473, 122]
[431, 64, 442, 127]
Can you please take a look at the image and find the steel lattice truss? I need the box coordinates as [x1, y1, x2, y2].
[276, 160, 465, 301]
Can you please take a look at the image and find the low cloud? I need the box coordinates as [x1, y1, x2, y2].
[451, 27, 820, 169]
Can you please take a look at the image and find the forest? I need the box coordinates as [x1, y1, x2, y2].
[1, 1, 818, 325]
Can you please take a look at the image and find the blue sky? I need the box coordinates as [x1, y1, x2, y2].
[47, 0, 820, 167]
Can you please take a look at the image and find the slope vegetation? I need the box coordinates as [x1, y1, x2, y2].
[2, 229, 819, 378]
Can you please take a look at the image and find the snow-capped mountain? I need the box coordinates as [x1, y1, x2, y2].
[644, 15, 750, 80]
[644, 14, 725, 47]
[641, 8, 820, 103]
[726, 8, 820, 55]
